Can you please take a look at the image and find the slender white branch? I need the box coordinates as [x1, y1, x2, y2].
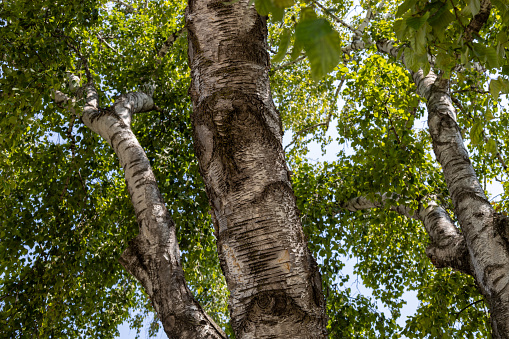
[98, 33, 119, 53]
[342, 39, 373, 54]
[66, 81, 226, 337]
[342, 194, 473, 274]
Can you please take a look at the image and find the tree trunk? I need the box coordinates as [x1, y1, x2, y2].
[419, 73, 509, 338]
[186, 0, 328, 337]
[375, 39, 509, 337]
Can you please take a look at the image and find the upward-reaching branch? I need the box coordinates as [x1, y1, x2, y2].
[187, 0, 328, 337]
[54, 82, 226, 339]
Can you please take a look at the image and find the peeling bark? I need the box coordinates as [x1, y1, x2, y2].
[56, 86, 226, 339]
[186, 0, 327, 337]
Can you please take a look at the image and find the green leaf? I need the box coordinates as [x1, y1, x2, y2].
[396, 0, 417, 17]
[490, 77, 509, 100]
[255, 0, 272, 15]
[255, 0, 284, 21]
[485, 109, 494, 120]
[271, 6, 285, 21]
[406, 12, 429, 30]
[428, 6, 455, 40]
[485, 46, 500, 68]
[296, 18, 342, 80]
[461, 47, 470, 65]
[486, 138, 498, 156]
[300, 6, 318, 21]
[273, 0, 294, 8]
[393, 19, 408, 41]
[403, 47, 427, 72]
[470, 120, 483, 145]
[469, 0, 481, 16]
[502, 65, 509, 76]
[435, 52, 455, 72]
[414, 25, 427, 55]
[290, 37, 304, 61]
[272, 29, 291, 64]
[472, 43, 500, 68]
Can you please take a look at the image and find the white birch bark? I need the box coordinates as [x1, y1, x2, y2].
[420, 74, 509, 338]
[186, 0, 328, 337]
[343, 194, 472, 275]
[55, 86, 226, 338]
[375, 39, 509, 337]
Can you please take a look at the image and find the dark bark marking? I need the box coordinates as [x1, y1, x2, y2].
[135, 207, 148, 219]
[128, 158, 144, 169]
[483, 263, 506, 288]
[236, 290, 310, 333]
[453, 190, 490, 208]
[109, 130, 124, 145]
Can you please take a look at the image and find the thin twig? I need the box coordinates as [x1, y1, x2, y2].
[452, 86, 489, 94]
[312, 1, 358, 34]
[98, 34, 119, 53]
[325, 75, 346, 127]
[455, 299, 484, 319]
[272, 55, 305, 72]
[284, 122, 327, 152]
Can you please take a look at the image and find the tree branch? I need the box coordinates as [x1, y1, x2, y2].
[157, 28, 184, 59]
[455, 299, 484, 319]
[97, 33, 119, 53]
[312, 1, 358, 34]
[341, 193, 473, 275]
[55, 80, 226, 338]
[464, 0, 492, 42]
[271, 54, 305, 72]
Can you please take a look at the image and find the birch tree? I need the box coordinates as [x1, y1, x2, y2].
[1, 0, 509, 338]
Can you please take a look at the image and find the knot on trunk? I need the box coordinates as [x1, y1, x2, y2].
[494, 212, 509, 245]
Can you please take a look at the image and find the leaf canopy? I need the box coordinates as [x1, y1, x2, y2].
[1, 0, 508, 337]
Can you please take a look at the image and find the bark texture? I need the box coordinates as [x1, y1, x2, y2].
[343, 194, 472, 275]
[186, 0, 328, 337]
[419, 73, 509, 338]
[375, 38, 509, 337]
[56, 86, 226, 339]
